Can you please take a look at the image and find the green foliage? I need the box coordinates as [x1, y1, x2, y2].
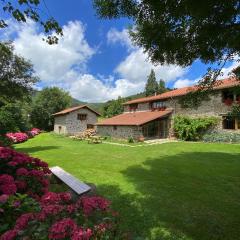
[102, 96, 124, 118]
[0, 42, 38, 106]
[128, 136, 134, 143]
[145, 69, 158, 96]
[0, 194, 40, 235]
[0, 135, 12, 147]
[173, 115, 218, 141]
[0, 103, 30, 135]
[158, 79, 167, 94]
[178, 90, 212, 109]
[0, 1, 62, 44]
[30, 87, 71, 131]
[93, 1, 240, 67]
[203, 132, 240, 143]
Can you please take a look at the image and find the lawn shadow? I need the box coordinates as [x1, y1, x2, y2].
[15, 146, 60, 154]
[120, 152, 240, 240]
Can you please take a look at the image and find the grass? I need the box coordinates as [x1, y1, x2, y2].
[15, 133, 240, 240]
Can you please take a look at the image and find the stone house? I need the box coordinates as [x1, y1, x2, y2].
[97, 78, 240, 139]
[53, 105, 100, 135]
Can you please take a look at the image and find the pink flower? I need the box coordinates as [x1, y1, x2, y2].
[59, 192, 72, 202]
[49, 218, 77, 239]
[15, 213, 34, 231]
[0, 230, 18, 240]
[16, 168, 28, 176]
[41, 192, 61, 205]
[0, 194, 9, 204]
[80, 197, 110, 216]
[0, 183, 17, 195]
[72, 228, 92, 240]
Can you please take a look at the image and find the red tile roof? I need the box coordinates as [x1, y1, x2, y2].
[53, 105, 101, 116]
[124, 77, 240, 105]
[97, 109, 173, 126]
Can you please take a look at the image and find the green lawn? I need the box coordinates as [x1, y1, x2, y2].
[15, 133, 240, 240]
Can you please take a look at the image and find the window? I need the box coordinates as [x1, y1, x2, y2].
[129, 104, 138, 112]
[113, 126, 117, 130]
[87, 124, 94, 129]
[77, 114, 87, 120]
[151, 101, 166, 109]
[223, 116, 235, 129]
[222, 90, 234, 105]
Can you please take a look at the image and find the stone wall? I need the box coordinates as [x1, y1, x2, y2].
[65, 108, 98, 135]
[54, 108, 98, 135]
[54, 115, 67, 134]
[97, 125, 142, 139]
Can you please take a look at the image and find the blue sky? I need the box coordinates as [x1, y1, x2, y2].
[0, 0, 237, 102]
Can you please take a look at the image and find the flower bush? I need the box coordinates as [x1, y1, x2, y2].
[0, 147, 122, 239]
[5, 132, 28, 143]
[0, 147, 51, 199]
[1, 192, 119, 240]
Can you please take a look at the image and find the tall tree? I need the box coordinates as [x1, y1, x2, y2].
[93, 1, 240, 80]
[0, 1, 62, 44]
[158, 79, 167, 94]
[0, 42, 38, 106]
[30, 87, 71, 130]
[145, 69, 158, 96]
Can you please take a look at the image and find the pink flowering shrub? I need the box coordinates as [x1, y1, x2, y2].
[5, 132, 28, 143]
[0, 147, 51, 199]
[1, 192, 120, 240]
[0, 147, 123, 239]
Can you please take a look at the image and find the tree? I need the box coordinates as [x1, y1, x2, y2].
[145, 69, 158, 96]
[0, 102, 29, 134]
[0, 0, 62, 44]
[93, 0, 240, 107]
[30, 87, 71, 130]
[158, 79, 167, 94]
[102, 97, 124, 117]
[93, 1, 240, 81]
[0, 42, 38, 106]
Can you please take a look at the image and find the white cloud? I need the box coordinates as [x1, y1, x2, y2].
[12, 20, 95, 83]
[107, 28, 188, 91]
[1, 20, 145, 102]
[116, 49, 188, 84]
[107, 28, 134, 50]
[173, 79, 195, 88]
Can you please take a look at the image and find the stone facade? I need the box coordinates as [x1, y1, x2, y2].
[54, 108, 98, 135]
[97, 125, 142, 139]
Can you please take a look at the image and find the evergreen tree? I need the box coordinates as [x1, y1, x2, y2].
[145, 69, 158, 96]
[158, 79, 167, 94]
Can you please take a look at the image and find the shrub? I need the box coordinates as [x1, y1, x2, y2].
[0, 147, 123, 239]
[0, 135, 12, 147]
[5, 132, 29, 143]
[173, 115, 218, 141]
[203, 132, 240, 143]
[128, 137, 134, 143]
[0, 147, 51, 199]
[1, 192, 120, 240]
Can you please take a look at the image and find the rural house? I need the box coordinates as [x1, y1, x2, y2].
[97, 78, 240, 139]
[53, 105, 100, 135]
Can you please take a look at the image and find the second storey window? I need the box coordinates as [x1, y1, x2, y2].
[77, 114, 87, 120]
[151, 101, 166, 109]
[129, 104, 138, 112]
[222, 90, 234, 106]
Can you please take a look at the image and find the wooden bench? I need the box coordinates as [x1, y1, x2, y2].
[50, 166, 91, 195]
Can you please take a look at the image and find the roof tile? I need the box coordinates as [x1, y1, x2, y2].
[97, 109, 173, 126]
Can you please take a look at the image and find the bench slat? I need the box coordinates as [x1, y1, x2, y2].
[50, 166, 91, 195]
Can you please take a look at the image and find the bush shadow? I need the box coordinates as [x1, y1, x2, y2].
[15, 146, 60, 154]
[117, 151, 240, 240]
